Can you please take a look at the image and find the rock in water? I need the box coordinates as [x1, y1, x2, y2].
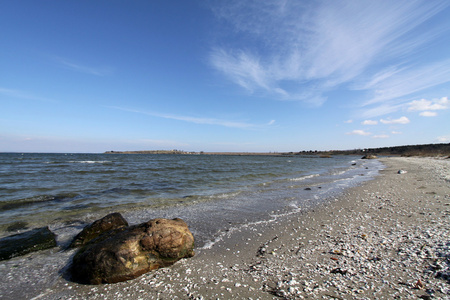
[0, 227, 57, 261]
[71, 218, 195, 284]
[68, 212, 128, 248]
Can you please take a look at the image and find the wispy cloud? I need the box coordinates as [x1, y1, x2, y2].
[380, 116, 410, 125]
[357, 103, 407, 119]
[360, 61, 450, 106]
[362, 120, 378, 125]
[373, 134, 389, 139]
[209, 1, 450, 107]
[108, 106, 270, 129]
[419, 111, 437, 117]
[0, 87, 56, 103]
[54, 57, 113, 76]
[346, 130, 371, 136]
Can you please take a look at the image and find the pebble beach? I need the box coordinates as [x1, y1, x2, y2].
[1, 156, 449, 299]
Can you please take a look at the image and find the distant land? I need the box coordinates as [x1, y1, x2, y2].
[105, 143, 450, 157]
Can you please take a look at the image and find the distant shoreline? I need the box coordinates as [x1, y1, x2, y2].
[104, 142, 450, 157]
[104, 150, 294, 156]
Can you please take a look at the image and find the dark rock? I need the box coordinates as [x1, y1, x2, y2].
[330, 268, 348, 275]
[304, 187, 312, 190]
[69, 212, 128, 249]
[0, 227, 57, 261]
[6, 221, 29, 232]
[361, 154, 377, 159]
[71, 218, 195, 284]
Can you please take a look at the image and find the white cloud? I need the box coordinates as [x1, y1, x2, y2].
[346, 130, 371, 136]
[362, 120, 378, 125]
[436, 135, 450, 143]
[344, 119, 353, 124]
[268, 120, 276, 125]
[391, 131, 402, 134]
[408, 97, 449, 111]
[372, 134, 389, 139]
[209, 1, 450, 105]
[419, 111, 437, 117]
[380, 116, 410, 124]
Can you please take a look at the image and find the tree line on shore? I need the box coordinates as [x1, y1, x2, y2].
[294, 143, 450, 157]
[105, 143, 450, 157]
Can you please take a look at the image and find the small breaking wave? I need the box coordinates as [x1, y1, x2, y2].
[290, 174, 320, 181]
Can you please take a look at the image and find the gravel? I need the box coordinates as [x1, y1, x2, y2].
[1, 157, 449, 299]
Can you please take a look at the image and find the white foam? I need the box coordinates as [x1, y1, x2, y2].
[290, 174, 319, 181]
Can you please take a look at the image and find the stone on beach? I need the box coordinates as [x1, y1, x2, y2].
[0, 226, 57, 261]
[68, 212, 128, 249]
[70, 218, 195, 284]
[361, 154, 377, 159]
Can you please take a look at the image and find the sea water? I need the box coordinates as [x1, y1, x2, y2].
[0, 153, 383, 247]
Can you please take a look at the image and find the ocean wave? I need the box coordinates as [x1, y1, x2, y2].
[290, 174, 320, 181]
[330, 169, 347, 176]
[68, 160, 112, 164]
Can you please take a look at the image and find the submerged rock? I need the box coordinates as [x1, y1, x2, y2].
[71, 218, 195, 284]
[68, 212, 128, 249]
[6, 221, 29, 232]
[0, 227, 57, 261]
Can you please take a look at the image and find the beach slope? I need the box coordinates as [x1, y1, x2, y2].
[0, 157, 449, 299]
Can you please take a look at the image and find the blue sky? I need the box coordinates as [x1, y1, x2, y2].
[1, 0, 450, 153]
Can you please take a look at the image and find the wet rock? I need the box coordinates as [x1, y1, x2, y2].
[397, 169, 407, 174]
[0, 226, 57, 261]
[361, 154, 377, 159]
[68, 212, 128, 249]
[71, 218, 195, 284]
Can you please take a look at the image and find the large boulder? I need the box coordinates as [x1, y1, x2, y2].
[68, 212, 128, 249]
[71, 218, 195, 284]
[361, 154, 378, 159]
[0, 227, 57, 261]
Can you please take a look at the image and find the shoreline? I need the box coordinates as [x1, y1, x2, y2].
[145, 156, 449, 299]
[1, 157, 449, 299]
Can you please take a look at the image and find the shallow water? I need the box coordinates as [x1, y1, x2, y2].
[0, 153, 382, 247]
